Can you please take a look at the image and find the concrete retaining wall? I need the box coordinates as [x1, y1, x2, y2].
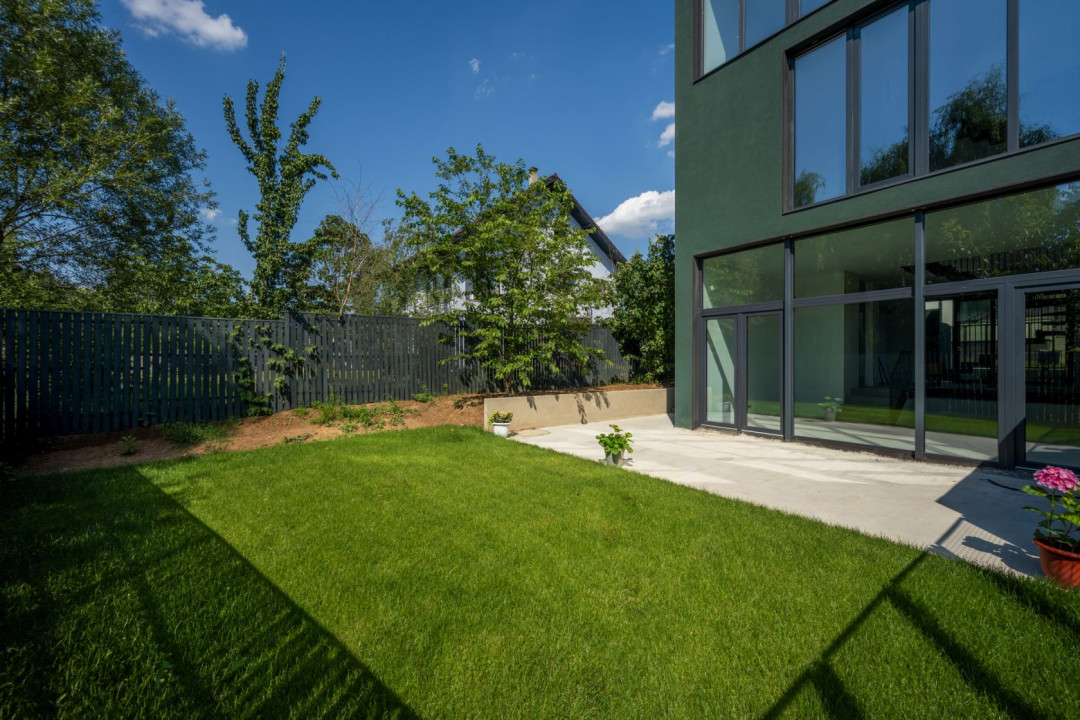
[484, 387, 674, 431]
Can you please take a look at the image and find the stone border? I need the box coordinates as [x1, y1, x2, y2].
[483, 387, 674, 432]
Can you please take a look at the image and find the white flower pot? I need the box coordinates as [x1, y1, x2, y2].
[492, 422, 510, 438]
[603, 450, 626, 467]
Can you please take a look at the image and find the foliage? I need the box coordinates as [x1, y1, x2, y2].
[0, 0, 229, 312]
[488, 411, 513, 425]
[118, 436, 137, 456]
[817, 396, 844, 414]
[603, 234, 675, 383]
[307, 398, 416, 430]
[398, 145, 607, 394]
[1023, 466, 1080, 552]
[595, 424, 634, 456]
[793, 170, 826, 207]
[162, 420, 236, 447]
[413, 387, 435, 403]
[224, 55, 338, 317]
[281, 433, 312, 445]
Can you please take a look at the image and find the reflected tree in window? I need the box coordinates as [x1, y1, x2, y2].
[794, 170, 825, 208]
[860, 137, 908, 186]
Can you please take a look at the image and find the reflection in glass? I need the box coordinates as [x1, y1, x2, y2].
[929, 0, 1007, 170]
[705, 318, 737, 425]
[794, 300, 915, 451]
[702, 243, 785, 308]
[794, 36, 846, 207]
[703, 0, 740, 75]
[1019, 2, 1080, 146]
[925, 182, 1080, 284]
[745, 0, 786, 49]
[801, 0, 830, 14]
[859, 6, 909, 185]
[1025, 290, 1080, 468]
[925, 294, 999, 461]
[794, 218, 914, 298]
[746, 315, 782, 433]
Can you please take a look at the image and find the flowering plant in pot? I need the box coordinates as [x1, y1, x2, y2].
[489, 411, 513, 438]
[596, 424, 634, 466]
[817, 396, 843, 422]
[1021, 466, 1080, 588]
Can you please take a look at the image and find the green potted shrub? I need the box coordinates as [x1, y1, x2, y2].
[489, 411, 513, 438]
[1022, 466, 1080, 587]
[596, 424, 634, 467]
[818, 396, 843, 422]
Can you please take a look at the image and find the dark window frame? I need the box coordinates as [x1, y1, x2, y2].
[784, 0, 1078, 213]
[695, 0, 839, 80]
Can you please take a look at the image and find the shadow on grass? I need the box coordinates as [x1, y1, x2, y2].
[0, 464, 420, 719]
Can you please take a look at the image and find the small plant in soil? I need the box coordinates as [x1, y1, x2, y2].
[596, 424, 634, 457]
[119, 436, 137, 456]
[281, 433, 313, 445]
[163, 421, 236, 447]
[413, 387, 435, 404]
[340, 422, 358, 435]
[489, 411, 513, 425]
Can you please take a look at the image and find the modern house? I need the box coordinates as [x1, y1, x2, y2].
[675, 0, 1080, 469]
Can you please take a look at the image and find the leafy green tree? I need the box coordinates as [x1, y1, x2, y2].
[1, 0, 216, 305]
[397, 145, 607, 394]
[224, 55, 338, 317]
[603, 234, 675, 383]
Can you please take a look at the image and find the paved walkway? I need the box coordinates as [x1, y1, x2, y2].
[513, 414, 1041, 578]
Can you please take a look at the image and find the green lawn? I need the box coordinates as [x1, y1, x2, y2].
[3, 428, 1079, 718]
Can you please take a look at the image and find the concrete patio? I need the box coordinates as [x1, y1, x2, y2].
[513, 414, 1042, 578]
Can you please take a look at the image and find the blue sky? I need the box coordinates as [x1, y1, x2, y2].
[98, 0, 676, 278]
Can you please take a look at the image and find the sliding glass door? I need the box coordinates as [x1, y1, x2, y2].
[703, 312, 782, 434]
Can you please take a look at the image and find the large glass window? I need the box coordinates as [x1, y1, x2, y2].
[801, 0, 831, 13]
[702, 243, 785, 308]
[705, 318, 737, 425]
[745, 0, 787, 49]
[859, 6, 910, 186]
[928, 0, 1008, 171]
[703, 0, 740, 75]
[746, 314, 782, 432]
[794, 300, 915, 451]
[793, 36, 846, 207]
[1019, 2, 1080, 146]
[925, 293, 999, 461]
[1024, 289, 1080, 468]
[925, 182, 1080, 284]
[794, 219, 914, 298]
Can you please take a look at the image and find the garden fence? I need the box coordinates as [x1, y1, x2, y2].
[0, 309, 630, 447]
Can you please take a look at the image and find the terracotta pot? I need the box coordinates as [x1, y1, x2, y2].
[1033, 537, 1080, 588]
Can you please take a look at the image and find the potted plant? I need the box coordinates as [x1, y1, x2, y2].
[1022, 466, 1080, 588]
[596, 424, 634, 466]
[818, 396, 843, 422]
[489, 411, 513, 438]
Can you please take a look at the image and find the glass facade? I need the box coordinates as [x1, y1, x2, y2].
[745, 0, 787, 49]
[702, 243, 784, 308]
[700, 0, 834, 76]
[1019, 2, 1080, 145]
[859, 5, 909, 185]
[794, 36, 846, 207]
[794, 219, 914, 298]
[746, 314, 782, 432]
[704, 318, 737, 425]
[1024, 289, 1080, 468]
[703, 0, 740, 75]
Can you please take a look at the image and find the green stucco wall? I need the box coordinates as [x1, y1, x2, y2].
[674, 0, 1080, 427]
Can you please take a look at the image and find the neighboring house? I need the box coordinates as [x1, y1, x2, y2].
[419, 171, 626, 320]
[675, 0, 1080, 470]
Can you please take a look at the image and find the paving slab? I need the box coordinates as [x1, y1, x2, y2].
[512, 414, 1042, 578]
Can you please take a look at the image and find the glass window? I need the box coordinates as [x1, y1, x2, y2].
[801, 0, 831, 14]
[928, 0, 1008, 171]
[1024, 289, 1080, 468]
[794, 299, 915, 451]
[703, 0, 740, 75]
[702, 244, 785, 308]
[925, 293, 999, 462]
[705, 318, 736, 425]
[746, 314, 782, 433]
[794, 36, 847, 207]
[1019, 2, 1080, 146]
[794, 219, 914, 298]
[745, 0, 786, 49]
[925, 182, 1080, 284]
[859, 6, 910, 186]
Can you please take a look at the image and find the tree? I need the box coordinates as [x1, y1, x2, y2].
[224, 55, 337, 317]
[1, 0, 216, 304]
[397, 145, 607, 394]
[603, 234, 675, 383]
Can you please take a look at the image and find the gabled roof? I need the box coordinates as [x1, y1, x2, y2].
[544, 173, 627, 265]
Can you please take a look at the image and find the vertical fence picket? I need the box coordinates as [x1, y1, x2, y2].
[2, 311, 14, 445]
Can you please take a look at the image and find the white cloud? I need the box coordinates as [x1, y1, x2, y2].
[659, 43, 675, 56]
[120, 0, 247, 50]
[198, 207, 222, 222]
[596, 190, 675, 239]
[658, 123, 675, 148]
[468, 58, 481, 74]
[652, 101, 675, 121]
[475, 78, 495, 99]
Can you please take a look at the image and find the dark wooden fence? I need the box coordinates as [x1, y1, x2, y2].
[0, 309, 630, 447]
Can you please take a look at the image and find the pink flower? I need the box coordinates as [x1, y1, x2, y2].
[1034, 466, 1079, 493]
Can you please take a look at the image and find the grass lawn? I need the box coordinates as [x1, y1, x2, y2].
[3, 428, 1079, 718]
